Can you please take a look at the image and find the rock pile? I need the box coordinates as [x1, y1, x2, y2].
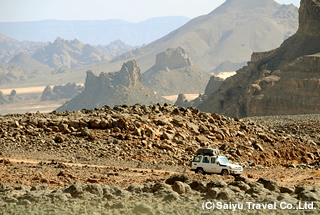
[0, 104, 319, 168]
[0, 175, 319, 214]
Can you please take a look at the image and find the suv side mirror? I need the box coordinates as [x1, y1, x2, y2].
[217, 162, 220, 165]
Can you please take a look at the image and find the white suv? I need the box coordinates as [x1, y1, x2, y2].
[191, 155, 243, 176]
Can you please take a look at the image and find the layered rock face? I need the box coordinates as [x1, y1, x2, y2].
[199, 0, 320, 118]
[57, 60, 167, 111]
[143, 48, 210, 96]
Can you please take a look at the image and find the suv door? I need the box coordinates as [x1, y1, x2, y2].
[201, 156, 212, 172]
[210, 156, 220, 173]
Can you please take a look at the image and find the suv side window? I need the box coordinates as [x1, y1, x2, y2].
[202, 157, 209, 163]
[211, 157, 216, 163]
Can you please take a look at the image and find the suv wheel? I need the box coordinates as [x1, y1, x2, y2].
[196, 168, 205, 175]
[221, 169, 229, 176]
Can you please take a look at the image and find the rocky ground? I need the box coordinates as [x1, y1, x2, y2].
[0, 104, 319, 214]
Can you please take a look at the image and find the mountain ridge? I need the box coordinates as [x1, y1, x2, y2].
[198, 0, 320, 118]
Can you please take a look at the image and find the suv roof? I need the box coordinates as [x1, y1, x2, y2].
[196, 148, 220, 156]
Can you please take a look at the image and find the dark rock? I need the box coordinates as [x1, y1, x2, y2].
[165, 174, 189, 185]
[217, 188, 235, 201]
[257, 177, 279, 191]
[163, 191, 180, 201]
[207, 180, 227, 189]
[280, 185, 295, 194]
[205, 187, 220, 199]
[63, 183, 84, 198]
[188, 181, 207, 192]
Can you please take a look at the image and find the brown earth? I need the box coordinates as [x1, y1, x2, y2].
[0, 104, 319, 189]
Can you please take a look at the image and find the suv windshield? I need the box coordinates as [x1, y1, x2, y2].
[218, 157, 230, 165]
[193, 155, 202, 162]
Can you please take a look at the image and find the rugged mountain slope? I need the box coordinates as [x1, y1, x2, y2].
[0, 17, 190, 46]
[97, 40, 134, 59]
[32, 37, 110, 70]
[0, 53, 52, 84]
[112, 0, 298, 73]
[57, 60, 168, 111]
[143, 47, 210, 96]
[199, 0, 320, 118]
[0, 34, 45, 63]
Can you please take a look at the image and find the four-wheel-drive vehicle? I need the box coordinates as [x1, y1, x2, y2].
[190, 154, 243, 176]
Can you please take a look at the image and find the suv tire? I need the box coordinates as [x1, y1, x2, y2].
[196, 168, 205, 175]
[221, 169, 229, 176]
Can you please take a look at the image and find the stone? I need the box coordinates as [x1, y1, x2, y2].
[257, 178, 279, 191]
[0, 183, 6, 192]
[298, 191, 320, 201]
[172, 181, 191, 194]
[153, 183, 172, 192]
[63, 183, 84, 198]
[172, 117, 184, 127]
[280, 185, 295, 194]
[84, 184, 103, 196]
[188, 181, 207, 193]
[165, 174, 189, 185]
[163, 191, 180, 201]
[217, 188, 235, 201]
[207, 180, 227, 189]
[205, 187, 220, 199]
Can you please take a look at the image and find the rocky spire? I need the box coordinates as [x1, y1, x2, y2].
[154, 47, 193, 70]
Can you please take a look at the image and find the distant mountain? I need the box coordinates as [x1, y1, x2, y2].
[143, 47, 210, 96]
[198, 0, 320, 118]
[0, 17, 190, 46]
[9, 52, 51, 74]
[112, 0, 299, 73]
[97, 40, 134, 59]
[32, 37, 110, 70]
[0, 52, 51, 84]
[0, 34, 45, 63]
[57, 60, 168, 111]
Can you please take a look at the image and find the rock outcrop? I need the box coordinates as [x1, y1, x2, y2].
[57, 60, 168, 111]
[175, 75, 224, 108]
[0, 90, 20, 104]
[143, 48, 210, 96]
[40, 83, 84, 101]
[199, 0, 320, 118]
[32, 37, 110, 69]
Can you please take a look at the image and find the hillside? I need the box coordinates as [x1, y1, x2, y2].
[143, 47, 210, 96]
[112, 0, 298, 73]
[0, 34, 45, 63]
[57, 60, 168, 111]
[199, 0, 320, 118]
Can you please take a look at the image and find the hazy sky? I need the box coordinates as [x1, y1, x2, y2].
[0, 0, 301, 23]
